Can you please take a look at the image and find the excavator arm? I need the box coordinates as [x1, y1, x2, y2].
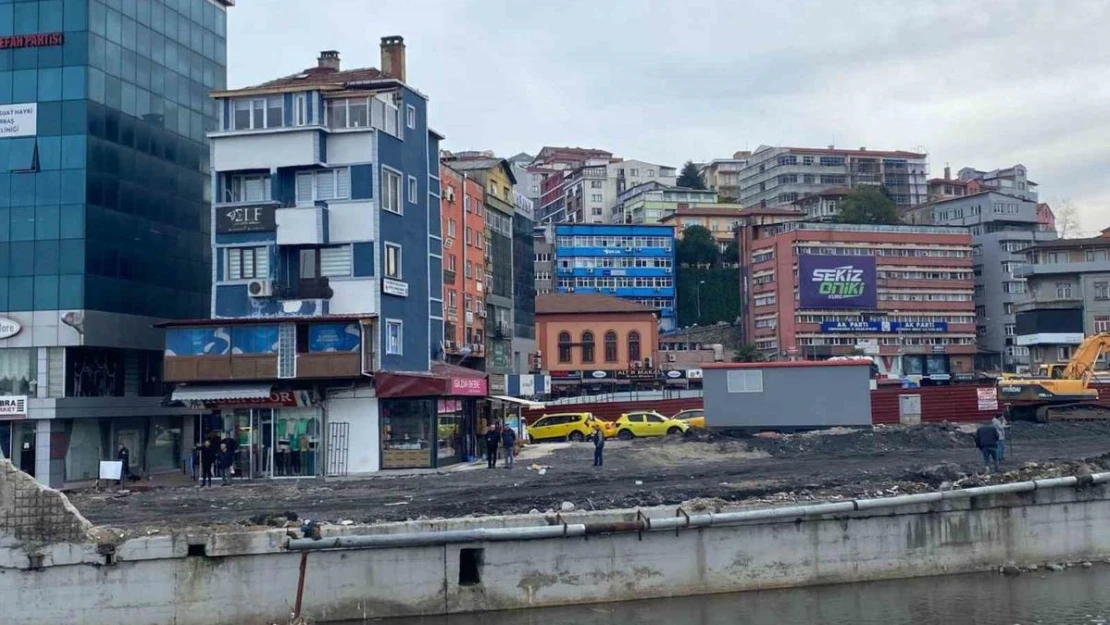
[1060, 332, 1110, 382]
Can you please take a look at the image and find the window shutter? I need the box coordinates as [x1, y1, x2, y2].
[336, 168, 350, 199]
[296, 172, 314, 203]
[255, 247, 270, 278]
[319, 246, 351, 277]
[244, 177, 265, 202]
[316, 170, 336, 200]
[227, 249, 242, 280]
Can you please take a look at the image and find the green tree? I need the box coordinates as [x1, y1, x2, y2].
[832, 186, 902, 225]
[676, 225, 719, 267]
[732, 343, 763, 363]
[677, 161, 707, 190]
[722, 239, 740, 266]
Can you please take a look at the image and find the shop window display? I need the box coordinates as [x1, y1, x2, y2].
[381, 399, 435, 469]
[437, 399, 464, 464]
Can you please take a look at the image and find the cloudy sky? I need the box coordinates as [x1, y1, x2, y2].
[228, 0, 1109, 233]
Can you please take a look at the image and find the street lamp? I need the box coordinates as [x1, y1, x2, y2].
[696, 280, 706, 321]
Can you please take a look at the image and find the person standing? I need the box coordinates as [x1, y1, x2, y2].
[116, 443, 131, 487]
[992, 413, 1008, 461]
[974, 422, 1000, 473]
[591, 425, 605, 468]
[218, 442, 235, 485]
[484, 424, 501, 469]
[501, 425, 517, 469]
[199, 439, 216, 487]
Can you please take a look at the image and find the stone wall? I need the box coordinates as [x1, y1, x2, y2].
[0, 459, 91, 547]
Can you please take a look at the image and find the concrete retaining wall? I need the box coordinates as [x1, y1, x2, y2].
[5, 482, 1110, 625]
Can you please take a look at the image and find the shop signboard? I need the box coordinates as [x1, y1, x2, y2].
[186, 390, 314, 409]
[0, 395, 27, 420]
[549, 370, 581, 380]
[687, 368, 703, 379]
[216, 205, 276, 234]
[799, 254, 877, 309]
[382, 279, 409, 297]
[588, 370, 613, 380]
[977, 387, 999, 411]
[308, 323, 360, 352]
[821, 320, 949, 333]
[450, 377, 487, 396]
[0, 316, 21, 339]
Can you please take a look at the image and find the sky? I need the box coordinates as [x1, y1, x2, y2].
[227, 0, 1109, 234]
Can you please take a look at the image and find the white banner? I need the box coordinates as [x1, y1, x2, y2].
[0, 103, 37, 138]
[0, 395, 27, 416]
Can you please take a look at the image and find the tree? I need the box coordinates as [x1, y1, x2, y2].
[677, 161, 707, 190]
[676, 225, 719, 267]
[722, 239, 740, 266]
[1052, 198, 1083, 238]
[832, 186, 902, 225]
[732, 343, 762, 363]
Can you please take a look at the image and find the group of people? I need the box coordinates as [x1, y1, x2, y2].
[189, 435, 238, 487]
[974, 413, 1010, 473]
[483, 423, 518, 469]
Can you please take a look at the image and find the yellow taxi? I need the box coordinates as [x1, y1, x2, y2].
[527, 412, 613, 442]
[613, 411, 689, 440]
[671, 409, 706, 429]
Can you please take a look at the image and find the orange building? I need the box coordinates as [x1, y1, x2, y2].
[441, 164, 487, 364]
[536, 294, 660, 394]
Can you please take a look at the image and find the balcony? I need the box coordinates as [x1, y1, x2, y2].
[1018, 259, 1110, 277]
[443, 269, 457, 285]
[275, 277, 334, 300]
[276, 204, 328, 246]
[212, 129, 321, 172]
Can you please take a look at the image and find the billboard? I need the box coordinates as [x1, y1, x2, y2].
[798, 254, 877, 309]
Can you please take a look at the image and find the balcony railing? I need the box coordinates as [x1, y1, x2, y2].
[165, 352, 363, 382]
[444, 269, 457, 285]
[274, 277, 333, 300]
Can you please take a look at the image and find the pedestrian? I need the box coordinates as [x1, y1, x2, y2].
[218, 442, 234, 485]
[591, 425, 605, 468]
[199, 439, 215, 487]
[974, 422, 1000, 473]
[484, 424, 500, 469]
[116, 443, 131, 487]
[501, 424, 517, 469]
[992, 413, 1008, 461]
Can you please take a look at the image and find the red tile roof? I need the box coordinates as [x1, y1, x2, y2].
[213, 66, 397, 96]
[536, 294, 658, 315]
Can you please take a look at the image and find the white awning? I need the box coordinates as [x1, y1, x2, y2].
[172, 384, 273, 402]
[490, 395, 545, 409]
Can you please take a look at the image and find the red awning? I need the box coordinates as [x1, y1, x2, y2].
[375, 363, 487, 399]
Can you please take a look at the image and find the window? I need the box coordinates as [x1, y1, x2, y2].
[406, 104, 416, 129]
[232, 97, 282, 130]
[447, 254, 457, 272]
[1094, 282, 1109, 300]
[648, 170, 655, 178]
[447, 219, 457, 238]
[465, 260, 472, 279]
[408, 176, 418, 204]
[228, 174, 270, 203]
[382, 169, 402, 214]
[386, 320, 403, 355]
[327, 97, 373, 129]
[604, 331, 618, 363]
[225, 247, 269, 280]
[590, 181, 603, 189]
[385, 243, 402, 279]
[630, 168, 639, 176]
[628, 331, 641, 363]
[1055, 282, 1072, 299]
[591, 194, 603, 202]
[295, 168, 350, 203]
[727, 370, 764, 393]
[319, 246, 352, 277]
[278, 324, 296, 378]
[558, 332, 572, 363]
[1095, 315, 1110, 333]
[294, 93, 307, 126]
[581, 331, 595, 363]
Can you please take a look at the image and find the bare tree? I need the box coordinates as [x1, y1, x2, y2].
[1052, 198, 1083, 238]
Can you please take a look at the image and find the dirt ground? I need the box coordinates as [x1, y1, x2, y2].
[66, 421, 1110, 536]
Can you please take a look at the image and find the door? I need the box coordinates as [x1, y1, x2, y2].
[117, 429, 143, 477]
[529, 416, 555, 440]
[18, 422, 35, 476]
[644, 413, 668, 436]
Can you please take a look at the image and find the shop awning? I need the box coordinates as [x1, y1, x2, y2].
[171, 383, 274, 402]
[490, 396, 546, 409]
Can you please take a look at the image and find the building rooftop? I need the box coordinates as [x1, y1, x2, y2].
[755, 145, 926, 159]
[657, 205, 747, 219]
[1027, 229, 1110, 250]
[536, 294, 658, 315]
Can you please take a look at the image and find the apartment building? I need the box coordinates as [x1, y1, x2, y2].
[736, 146, 928, 210]
[553, 224, 677, 331]
[0, 0, 231, 486]
[561, 159, 676, 224]
[738, 221, 977, 382]
[958, 164, 1038, 201]
[699, 152, 751, 201]
[440, 164, 486, 367]
[533, 224, 555, 295]
[791, 188, 851, 221]
[1015, 229, 1110, 368]
[904, 190, 1058, 371]
[613, 182, 718, 225]
[658, 205, 786, 251]
[533, 146, 616, 223]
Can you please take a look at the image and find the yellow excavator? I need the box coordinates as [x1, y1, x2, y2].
[998, 332, 1110, 422]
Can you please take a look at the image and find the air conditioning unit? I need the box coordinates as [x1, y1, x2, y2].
[665, 267, 672, 274]
[247, 279, 272, 297]
[479, 310, 487, 318]
[667, 354, 676, 363]
[445, 187, 456, 202]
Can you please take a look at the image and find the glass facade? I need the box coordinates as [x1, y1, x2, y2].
[0, 0, 224, 317]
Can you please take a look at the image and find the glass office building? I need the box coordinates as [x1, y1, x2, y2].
[0, 0, 230, 487]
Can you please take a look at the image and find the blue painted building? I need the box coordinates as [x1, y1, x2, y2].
[554, 224, 677, 331]
[160, 38, 481, 476]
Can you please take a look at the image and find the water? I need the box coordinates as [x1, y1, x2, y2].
[349, 566, 1110, 625]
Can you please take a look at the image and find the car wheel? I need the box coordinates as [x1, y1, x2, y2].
[617, 430, 634, 441]
[568, 431, 585, 442]
[667, 427, 683, 436]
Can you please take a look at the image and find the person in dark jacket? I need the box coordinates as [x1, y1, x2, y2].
[501, 425, 517, 469]
[484, 424, 501, 469]
[975, 423, 1000, 473]
[116, 443, 131, 486]
[591, 425, 605, 467]
[199, 439, 216, 487]
[217, 442, 235, 485]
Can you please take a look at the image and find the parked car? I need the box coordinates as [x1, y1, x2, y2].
[613, 411, 689, 440]
[671, 409, 706, 429]
[527, 412, 613, 442]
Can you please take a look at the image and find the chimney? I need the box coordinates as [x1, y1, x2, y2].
[859, 146, 866, 151]
[380, 36, 406, 82]
[317, 50, 340, 72]
[943, 165, 951, 180]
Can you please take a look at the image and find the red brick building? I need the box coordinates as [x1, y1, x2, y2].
[738, 221, 977, 382]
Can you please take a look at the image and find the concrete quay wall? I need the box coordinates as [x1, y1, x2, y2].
[5, 480, 1110, 625]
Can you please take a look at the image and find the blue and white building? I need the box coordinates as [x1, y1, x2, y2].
[160, 39, 485, 475]
[553, 224, 677, 331]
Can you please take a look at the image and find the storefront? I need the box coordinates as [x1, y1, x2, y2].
[376, 365, 487, 470]
[0, 400, 35, 476]
[172, 385, 323, 479]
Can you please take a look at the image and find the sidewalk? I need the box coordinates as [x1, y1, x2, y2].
[449, 441, 573, 473]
